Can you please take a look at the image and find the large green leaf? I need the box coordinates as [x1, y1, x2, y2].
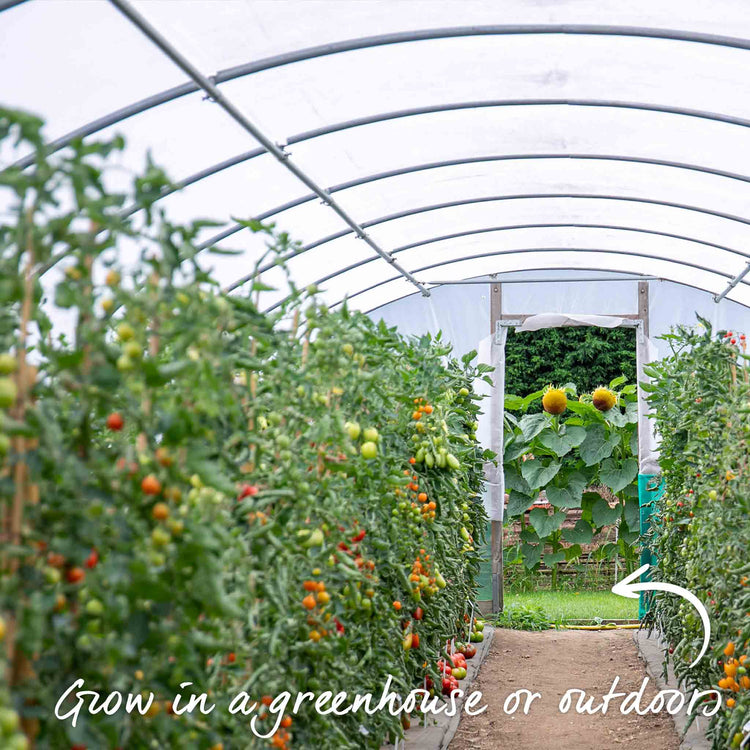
[599, 457, 638, 493]
[519, 412, 549, 442]
[623, 496, 640, 531]
[519, 527, 540, 544]
[521, 542, 542, 569]
[562, 519, 594, 544]
[538, 429, 573, 457]
[580, 491, 600, 523]
[564, 543, 583, 562]
[546, 471, 587, 509]
[545, 486, 579, 508]
[591, 497, 622, 527]
[506, 489, 535, 516]
[543, 551, 566, 566]
[579, 425, 621, 466]
[562, 424, 587, 447]
[521, 458, 562, 489]
[528, 508, 566, 538]
[604, 407, 628, 428]
[505, 465, 532, 495]
[504, 439, 530, 462]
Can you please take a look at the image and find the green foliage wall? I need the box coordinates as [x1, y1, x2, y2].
[504, 327, 636, 397]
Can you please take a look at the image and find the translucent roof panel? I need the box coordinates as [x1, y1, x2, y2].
[5, 0, 750, 311]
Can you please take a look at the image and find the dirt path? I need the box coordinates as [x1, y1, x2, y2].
[450, 629, 680, 750]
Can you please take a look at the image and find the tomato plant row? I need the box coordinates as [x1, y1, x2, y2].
[0, 109, 490, 749]
[644, 319, 750, 749]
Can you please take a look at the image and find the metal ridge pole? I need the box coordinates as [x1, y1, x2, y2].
[107, 0, 429, 297]
[714, 262, 750, 302]
[319, 246, 745, 313]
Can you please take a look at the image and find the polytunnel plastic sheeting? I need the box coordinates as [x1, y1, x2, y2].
[5, 1, 750, 309]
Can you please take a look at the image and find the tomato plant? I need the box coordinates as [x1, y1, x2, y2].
[503, 380, 640, 587]
[644, 319, 750, 749]
[0, 108, 489, 748]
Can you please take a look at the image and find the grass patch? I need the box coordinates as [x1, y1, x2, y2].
[502, 590, 639, 623]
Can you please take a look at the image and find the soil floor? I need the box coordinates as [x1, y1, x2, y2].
[450, 629, 681, 750]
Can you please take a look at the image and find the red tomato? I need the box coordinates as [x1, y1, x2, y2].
[106, 413, 124, 431]
[85, 549, 99, 569]
[66, 567, 85, 584]
[238, 484, 259, 500]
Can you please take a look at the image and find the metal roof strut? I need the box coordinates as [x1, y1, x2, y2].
[107, 0, 429, 298]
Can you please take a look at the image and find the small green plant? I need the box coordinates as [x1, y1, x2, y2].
[492, 603, 551, 631]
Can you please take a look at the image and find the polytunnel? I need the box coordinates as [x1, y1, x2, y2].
[2, 3, 750, 749]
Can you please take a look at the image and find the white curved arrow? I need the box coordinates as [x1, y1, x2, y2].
[612, 563, 711, 668]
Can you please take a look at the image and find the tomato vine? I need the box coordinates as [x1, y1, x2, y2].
[0, 109, 489, 749]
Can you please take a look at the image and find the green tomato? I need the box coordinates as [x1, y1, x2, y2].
[301, 528, 324, 548]
[116, 354, 134, 372]
[0, 707, 20, 735]
[7, 735, 28, 750]
[459, 387, 470, 397]
[0, 354, 17, 375]
[123, 341, 142, 359]
[345, 421, 361, 441]
[86, 599, 104, 617]
[0, 434, 9, 457]
[361, 441, 378, 460]
[116, 322, 135, 341]
[43, 566, 61, 585]
[708, 490, 717, 500]
[151, 528, 171, 547]
[363, 427, 379, 442]
[0, 378, 17, 409]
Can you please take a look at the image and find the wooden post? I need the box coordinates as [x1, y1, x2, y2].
[489, 282, 503, 613]
[638, 281, 650, 338]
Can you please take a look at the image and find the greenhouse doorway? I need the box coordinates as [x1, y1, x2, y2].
[479, 280, 656, 615]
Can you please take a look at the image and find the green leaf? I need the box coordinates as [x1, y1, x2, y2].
[564, 543, 583, 562]
[519, 412, 548, 442]
[505, 465, 532, 496]
[538, 429, 573, 457]
[506, 489, 535, 516]
[504, 439, 530, 462]
[519, 527, 540, 544]
[591, 497, 622, 527]
[599, 457, 638, 493]
[579, 425, 621, 466]
[623, 496, 640, 531]
[546, 486, 579, 509]
[521, 458, 562, 489]
[543, 551, 566, 566]
[528, 508, 566, 538]
[609, 375, 627, 389]
[521, 542, 542, 569]
[561, 424, 587, 447]
[562, 519, 594, 544]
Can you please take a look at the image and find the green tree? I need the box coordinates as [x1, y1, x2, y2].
[504, 327, 636, 397]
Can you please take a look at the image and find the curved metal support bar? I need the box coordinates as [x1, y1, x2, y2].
[360, 268, 748, 315]
[321, 247, 743, 313]
[195, 148, 750, 253]
[259, 221, 750, 311]
[227, 193, 750, 294]
[11, 23, 750, 170]
[109, 0, 429, 297]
